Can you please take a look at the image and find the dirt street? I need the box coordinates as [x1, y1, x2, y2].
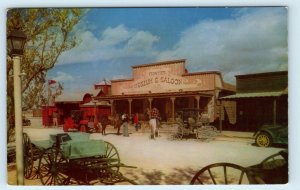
[7, 126, 285, 185]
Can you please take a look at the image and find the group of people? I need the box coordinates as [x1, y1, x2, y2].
[96, 107, 161, 139]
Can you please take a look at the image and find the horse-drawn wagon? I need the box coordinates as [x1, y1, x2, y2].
[168, 108, 218, 141]
[23, 132, 137, 185]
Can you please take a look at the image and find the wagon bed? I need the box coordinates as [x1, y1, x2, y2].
[23, 132, 137, 185]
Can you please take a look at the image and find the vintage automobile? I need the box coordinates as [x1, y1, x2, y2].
[254, 124, 288, 147]
[63, 110, 90, 132]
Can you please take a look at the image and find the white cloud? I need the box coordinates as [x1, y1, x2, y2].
[126, 31, 159, 52]
[52, 71, 75, 83]
[58, 24, 160, 65]
[157, 8, 288, 83]
[100, 24, 132, 46]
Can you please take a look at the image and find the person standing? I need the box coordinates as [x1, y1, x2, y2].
[121, 113, 129, 137]
[53, 111, 58, 127]
[149, 108, 159, 139]
[133, 113, 140, 131]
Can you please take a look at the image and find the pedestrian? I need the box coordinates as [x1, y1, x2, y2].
[114, 114, 122, 135]
[53, 111, 58, 127]
[133, 113, 140, 131]
[149, 108, 159, 139]
[121, 113, 129, 137]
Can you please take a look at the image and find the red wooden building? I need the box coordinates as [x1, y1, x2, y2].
[42, 79, 112, 127]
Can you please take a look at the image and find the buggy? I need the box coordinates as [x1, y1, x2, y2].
[23, 132, 137, 185]
[170, 108, 218, 141]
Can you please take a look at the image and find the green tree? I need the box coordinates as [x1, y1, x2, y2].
[7, 8, 84, 143]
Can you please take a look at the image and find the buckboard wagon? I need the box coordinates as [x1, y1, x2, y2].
[168, 108, 218, 141]
[23, 132, 137, 185]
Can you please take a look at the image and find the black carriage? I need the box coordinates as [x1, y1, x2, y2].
[170, 108, 218, 141]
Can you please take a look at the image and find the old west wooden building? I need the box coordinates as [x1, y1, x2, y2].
[220, 71, 288, 131]
[95, 59, 236, 123]
[43, 80, 112, 126]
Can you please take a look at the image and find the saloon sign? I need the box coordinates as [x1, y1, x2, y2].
[120, 67, 205, 94]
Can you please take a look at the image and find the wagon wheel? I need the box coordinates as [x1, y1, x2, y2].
[38, 147, 69, 185]
[23, 133, 34, 179]
[256, 132, 272, 147]
[196, 128, 211, 140]
[171, 125, 184, 140]
[104, 141, 120, 171]
[98, 141, 121, 184]
[190, 163, 250, 185]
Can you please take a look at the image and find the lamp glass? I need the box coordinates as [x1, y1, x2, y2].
[7, 29, 27, 56]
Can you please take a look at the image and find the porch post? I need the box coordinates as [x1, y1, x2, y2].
[195, 95, 200, 109]
[148, 98, 153, 110]
[128, 99, 132, 116]
[219, 101, 223, 133]
[171, 97, 176, 121]
[110, 100, 114, 115]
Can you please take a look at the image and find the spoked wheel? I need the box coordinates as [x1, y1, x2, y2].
[196, 125, 218, 141]
[196, 128, 211, 140]
[38, 147, 69, 185]
[256, 132, 272, 147]
[98, 141, 121, 184]
[170, 125, 184, 140]
[190, 163, 250, 185]
[23, 133, 34, 179]
[104, 141, 120, 171]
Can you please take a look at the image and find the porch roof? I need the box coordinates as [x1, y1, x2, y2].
[95, 90, 213, 101]
[219, 91, 287, 100]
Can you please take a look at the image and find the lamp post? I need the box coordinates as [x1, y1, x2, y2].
[7, 28, 27, 185]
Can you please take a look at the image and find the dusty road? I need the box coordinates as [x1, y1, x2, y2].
[7, 126, 285, 185]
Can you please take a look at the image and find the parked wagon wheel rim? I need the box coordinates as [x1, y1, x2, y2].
[38, 147, 69, 185]
[190, 163, 250, 185]
[256, 132, 272, 147]
[196, 128, 209, 140]
[104, 141, 120, 171]
[98, 141, 121, 184]
[23, 133, 34, 179]
[170, 124, 184, 140]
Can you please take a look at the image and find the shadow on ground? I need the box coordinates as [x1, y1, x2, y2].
[122, 167, 199, 185]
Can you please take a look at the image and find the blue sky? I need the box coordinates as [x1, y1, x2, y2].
[47, 7, 288, 95]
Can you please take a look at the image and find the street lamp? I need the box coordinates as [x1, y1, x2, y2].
[7, 28, 27, 185]
[7, 29, 27, 56]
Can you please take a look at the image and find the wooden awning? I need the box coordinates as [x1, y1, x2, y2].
[95, 90, 213, 101]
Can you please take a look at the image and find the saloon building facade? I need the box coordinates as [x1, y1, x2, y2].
[96, 59, 235, 123]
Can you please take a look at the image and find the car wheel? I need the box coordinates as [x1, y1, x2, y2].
[256, 132, 272, 147]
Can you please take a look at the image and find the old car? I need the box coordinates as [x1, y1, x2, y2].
[254, 124, 288, 147]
